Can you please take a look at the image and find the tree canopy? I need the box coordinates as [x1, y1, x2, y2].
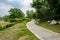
[9, 8, 25, 18]
[31, 0, 60, 21]
[26, 10, 36, 19]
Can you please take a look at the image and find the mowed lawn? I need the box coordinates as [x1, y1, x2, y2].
[38, 22, 60, 34]
[0, 21, 39, 40]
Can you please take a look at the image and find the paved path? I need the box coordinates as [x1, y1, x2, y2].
[26, 20, 60, 40]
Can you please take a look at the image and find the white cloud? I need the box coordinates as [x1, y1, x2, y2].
[7, 0, 13, 2]
[21, 7, 34, 16]
[0, 3, 14, 17]
[22, 0, 32, 6]
[0, 0, 34, 17]
[20, 0, 34, 16]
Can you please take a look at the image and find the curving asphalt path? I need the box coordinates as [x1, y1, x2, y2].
[26, 20, 60, 40]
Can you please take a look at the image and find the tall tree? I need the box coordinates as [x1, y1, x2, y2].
[26, 10, 36, 19]
[46, 0, 60, 20]
[9, 8, 25, 18]
[31, 0, 43, 19]
[26, 10, 33, 19]
[31, 0, 60, 21]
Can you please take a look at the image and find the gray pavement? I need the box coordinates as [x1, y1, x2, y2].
[26, 20, 60, 40]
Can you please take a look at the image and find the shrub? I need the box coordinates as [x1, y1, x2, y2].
[9, 18, 23, 23]
[23, 18, 31, 22]
[0, 22, 16, 30]
[6, 22, 16, 28]
[9, 19, 16, 22]
[0, 23, 6, 30]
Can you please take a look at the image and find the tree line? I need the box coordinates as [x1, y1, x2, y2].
[0, 8, 25, 22]
[27, 0, 60, 21]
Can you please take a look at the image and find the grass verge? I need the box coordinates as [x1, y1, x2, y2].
[0, 21, 39, 40]
[38, 22, 60, 34]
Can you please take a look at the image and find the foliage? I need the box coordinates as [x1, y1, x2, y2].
[23, 18, 31, 22]
[0, 8, 25, 23]
[31, 0, 42, 9]
[9, 18, 23, 23]
[31, 0, 60, 21]
[9, 8, 25, 18]
[0, 17, 2, 20]
[31, 0, 47, 20]
[26, 10, 33, 19]
[6, 22, 16, 28]
[0, 22, 16, 30]
[46, 0, 60, 20]
[26, 10, 36, 19]
[2, 15, 10, 21]
[0, 23, 6, 30]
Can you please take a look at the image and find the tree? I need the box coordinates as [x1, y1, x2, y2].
[3, 15, 10, 21]
[9, 8, 25, 18]
[31, 0, 42, 19]
[31, 0, 60, 21]
[31, 0, 49, 21]
[46, 0, 60, 20]
[26, 10, 33, 19]
[0, 17, 2, 20]
[26, 10, 37, 19]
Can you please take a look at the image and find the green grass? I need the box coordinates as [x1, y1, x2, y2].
[38, 22, 60, 34]
[0, 21, 39, 40]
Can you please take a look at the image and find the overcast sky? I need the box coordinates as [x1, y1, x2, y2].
[0, 0, 34, 17]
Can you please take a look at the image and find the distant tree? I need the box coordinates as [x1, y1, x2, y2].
[32, 12, 36, 19]
[2, 15, 10, 21]
[26, 10, 36, 19]
[9, 8, 25, 18]
[0, 17, 2, 20]
[26, 10, 33, 19]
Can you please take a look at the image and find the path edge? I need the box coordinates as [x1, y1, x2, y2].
[26, 23, 44, 40]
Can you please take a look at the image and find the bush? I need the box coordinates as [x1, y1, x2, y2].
[0, 23, 6, 30]
[9, 18, 23, 23]
[6, 22, 16, 28]
[9, 19, 16, 22]
[0, 22, 16, 30]
[22, 18, 31, 22]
